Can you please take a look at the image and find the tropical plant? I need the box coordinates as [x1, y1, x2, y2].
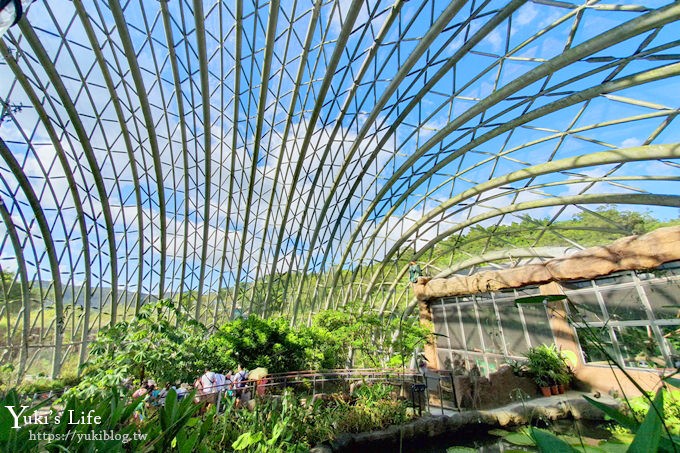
[529, 384, 680, 452]
[0, 386, 211, 453]
[204, 315, 339, 373]
[523, 344, 571, 389]
[77, 300, 209, 396]
[312, 302, 430, 368]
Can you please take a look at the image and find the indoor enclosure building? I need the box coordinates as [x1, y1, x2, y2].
[0, 0, 679, 401]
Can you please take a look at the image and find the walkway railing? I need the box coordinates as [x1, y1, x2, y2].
[20, 368, 462, 416]
[206, 368, 460, 415]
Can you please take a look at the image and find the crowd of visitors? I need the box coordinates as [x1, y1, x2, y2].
[129, 364, 261, 420]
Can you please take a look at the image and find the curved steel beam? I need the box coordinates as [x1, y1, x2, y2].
[307, 0, 530, 311]
[230, 0, 280, 317]
[17, 20, 120, 327]
[0, 196, 31, 381]
[0, 39, 95, 373]
[287, 0, 475, 321]
[339, 62, 680, 309]
[193, 0, 216, 320]
[0, 137, 65, 379]
[362, 192, 680, 307]
[250, 0, 365, 324]
[252, 0, 315, 316]
[322, 3, 680, 303]
[384, 143, 680, 267]
[261, 0, 389, 315]
[71, 0, 145, 317]
[108, 0, 167, 300]
[220, 0, 243, 319]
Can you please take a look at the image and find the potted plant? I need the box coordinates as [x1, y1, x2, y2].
[534, 374, 552, 397]
[554, 368, 571, 394]
[546, 370, 559, 395]
[524, 344, 571, 397]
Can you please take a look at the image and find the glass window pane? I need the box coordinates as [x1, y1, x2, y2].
[561, 280, 593, 290]
[521, 304, 554, 347]
[498, 302, 527, 356]
[566, 292, 604, 323]
[576, 326, 616, 365]
[602, 289, 647, 321]
[438, 350, 452, 370]
[477, 303, 502, 353]
[661, 326, 680, 368]
[614, 326, 664, 368]
[447, 307, 464, 350]
[460, 305, 482, 352]
[595, 273, 633, 287]
[432, 312, 449, 349]
[644, 280, 680, 320]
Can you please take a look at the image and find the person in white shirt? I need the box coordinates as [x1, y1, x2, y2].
[199, 369, 218, 405]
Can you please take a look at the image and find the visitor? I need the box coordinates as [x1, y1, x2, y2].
[232, 365, 252, 409]
[224, 370, 235, 397]
[199, 368, 219, 405]
[132, 382, 149, 399]
[157, 383, 171, 406]
[237, 387, 252, 409]
[133, 398, 146, 424]
[408, 260, 422, 284]
[215, 371, 226, 393]
[146, 380, 161, 407]
[234, 364, 249, 391]
[175, 383, 189, 401]
[256, 376, 268, 397]
[213, 371, 226, 409]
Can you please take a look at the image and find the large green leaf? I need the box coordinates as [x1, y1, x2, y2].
[232, 431, 264, 451]
[583, 396, 638, 432]
[597, 440, 630, 453]
[531, 428, 577, 452]
[663, 377, 680, 389]
[505, 429, 536, 446]
[627, 388, 663, 453]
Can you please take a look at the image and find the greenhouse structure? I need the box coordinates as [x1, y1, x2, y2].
[0, 0, 679, 450]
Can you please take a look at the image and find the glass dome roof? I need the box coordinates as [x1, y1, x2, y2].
[0, 0, 679, 376]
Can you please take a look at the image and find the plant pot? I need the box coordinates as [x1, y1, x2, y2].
[550, 385, 559, 395]
[558, 384, 565, 394]
[540, 386, 552, 397]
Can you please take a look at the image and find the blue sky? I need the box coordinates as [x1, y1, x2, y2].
[0, 0, 678, 313]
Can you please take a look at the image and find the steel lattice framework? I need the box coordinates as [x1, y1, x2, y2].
[0, 0, 679, 378]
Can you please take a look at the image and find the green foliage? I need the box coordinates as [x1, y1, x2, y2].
[204, 315, 341, 373]
[613, 389, 680, 437]
[79, 300, 209, 394]
[0, 386, 211, 452]
[312, 302, 430, 368]
[0, 389, 49, 452]
[0, 271, 23, 310]
[523, 344, 571, 388]
[527, 388, 680, 452]
[334, 384, 409, 434]
[219, 390, 314, 452]
[16, 373, 79, 396]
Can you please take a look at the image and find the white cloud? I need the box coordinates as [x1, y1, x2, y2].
[621, 137, 643, 148]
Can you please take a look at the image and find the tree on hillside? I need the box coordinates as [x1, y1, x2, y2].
[0, 271, 24, 312]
